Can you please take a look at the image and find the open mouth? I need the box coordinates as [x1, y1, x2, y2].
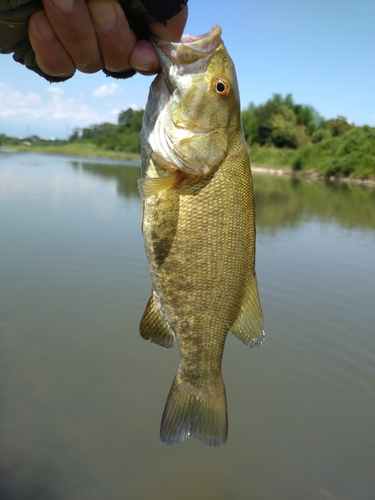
[151, 25, 222, 67]
[179, 25, 222, 49]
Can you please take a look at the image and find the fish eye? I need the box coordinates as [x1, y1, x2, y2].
[213, 77, 230, 97]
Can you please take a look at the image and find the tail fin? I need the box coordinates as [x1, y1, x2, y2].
[160, 375, 228, 446]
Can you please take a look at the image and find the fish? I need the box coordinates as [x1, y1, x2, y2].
[138, 25, 264, 446]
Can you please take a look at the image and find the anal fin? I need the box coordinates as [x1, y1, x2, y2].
[230, 273, 265, 347]
[140, 290, 176, 348]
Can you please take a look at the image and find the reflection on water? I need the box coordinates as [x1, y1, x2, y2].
[72, 157, 375, 231]
[1, 153, 374, 500]
[254, 174, 375, 233]
[71, 159, 141, 198]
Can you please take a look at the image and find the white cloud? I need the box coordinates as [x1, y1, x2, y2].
[0, 79, 148, 137]
[0, 82, 117, 127]
[127, 102, 140, 110]
[92, 83, 120, 98]
[0, 82, 42, 114]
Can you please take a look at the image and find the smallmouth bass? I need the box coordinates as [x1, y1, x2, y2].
[138, 25, 264, 446]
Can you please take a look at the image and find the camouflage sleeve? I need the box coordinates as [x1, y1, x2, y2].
[0, 0, 188, 83]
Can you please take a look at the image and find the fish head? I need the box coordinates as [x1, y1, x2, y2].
[145, 26, 242, 176]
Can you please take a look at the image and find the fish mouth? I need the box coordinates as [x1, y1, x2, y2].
[151, 25, 222, 73]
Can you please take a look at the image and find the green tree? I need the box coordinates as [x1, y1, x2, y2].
[92, 108, 145, 153]
[293, 126, 375, 178]
[325, 116, 354, 137]
[254, 93, 287, 145]
[118, 108, 144, 131]
[270, 105, 310, 148]
[69, 128, 81, 141]
[242, 103, 259, 145]
[293, 104, 325, 134]
[81, 122, 117, 140]
[243, 94, 324, 147]
[311, 128, 331, 143]
[118, 108, 134, 127]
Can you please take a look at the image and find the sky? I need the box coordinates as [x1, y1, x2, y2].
[0, 0, 374, 139]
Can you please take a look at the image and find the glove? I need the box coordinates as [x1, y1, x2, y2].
[0, 0, 188, 82]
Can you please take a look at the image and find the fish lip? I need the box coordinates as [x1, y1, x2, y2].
[151, 25, 222, 67]
[179, 24, 222, 47]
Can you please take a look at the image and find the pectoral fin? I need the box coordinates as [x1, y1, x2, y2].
[140, 291, 176, 348]
[138, 173, 177, 199]
[230, 274, 265, 347]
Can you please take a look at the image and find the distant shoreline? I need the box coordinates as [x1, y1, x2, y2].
[251, 164, 375, 186]
[0, 145, 140, 163]
[2, 146, 374, 187]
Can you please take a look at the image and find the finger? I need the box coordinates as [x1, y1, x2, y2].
[41, 0, 103, 74]
[29, 10, 75, 77]
[130, 5, 188, 75]
[129, 40, 160, 75]
[149, 5, 188, 42]
[87, 0, 136, 73]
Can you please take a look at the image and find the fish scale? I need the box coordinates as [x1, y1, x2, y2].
[138, 25, 264, 446]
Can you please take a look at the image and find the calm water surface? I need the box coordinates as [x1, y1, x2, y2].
[1, 152, 374, 500]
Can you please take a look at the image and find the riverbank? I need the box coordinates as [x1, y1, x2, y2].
[2, 143, 140, 162]
[251, 165, 375, 186]
[3, 144, 374, 187]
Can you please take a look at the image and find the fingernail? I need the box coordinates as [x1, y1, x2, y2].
[51, 0, 74, 12]
[105, 64, 132, 73]
[33, 11, 55, 40]
[89, 0, 117, 30]
[129, 40, 159, 74]
[131, 62, 154, 73]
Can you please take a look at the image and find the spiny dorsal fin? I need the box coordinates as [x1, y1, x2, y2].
[230, 274, 265, 347]
[140, 291, 176, 348]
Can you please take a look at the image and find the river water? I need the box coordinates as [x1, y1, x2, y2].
[1, 152, 374, 500]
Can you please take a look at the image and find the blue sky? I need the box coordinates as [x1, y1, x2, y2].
[1, 0, 374, 139]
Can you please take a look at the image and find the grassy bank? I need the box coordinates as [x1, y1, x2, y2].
[293, 126, 375, 179]
[3, 93, 373, 182]
[8, 142, 140, 162]
[7, 140, 298, 172]
[10, 141, 297, 171]
[249, 126, 375, 183]
[6, 129, 375, 184]
[249, 144, 297, 170]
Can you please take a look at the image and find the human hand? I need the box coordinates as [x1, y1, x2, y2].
[28, 0, 188, 79]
